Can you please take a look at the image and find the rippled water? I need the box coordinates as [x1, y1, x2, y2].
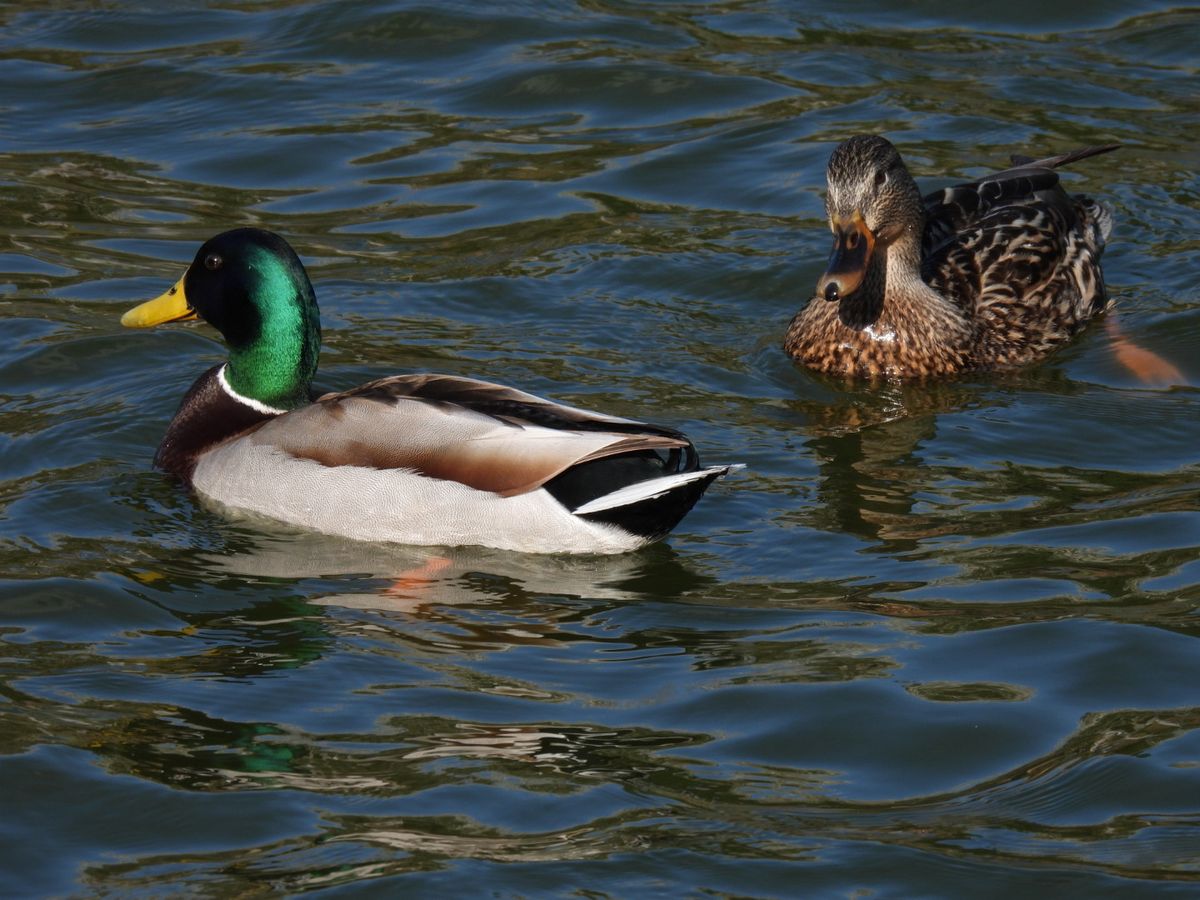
[2, 1, 1199, 895]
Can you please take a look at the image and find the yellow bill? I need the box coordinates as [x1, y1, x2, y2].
[121, 275, 198, 328]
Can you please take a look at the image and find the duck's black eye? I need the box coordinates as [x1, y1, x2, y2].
[874, 169, 889, 188]
[204, 253, 223, 271]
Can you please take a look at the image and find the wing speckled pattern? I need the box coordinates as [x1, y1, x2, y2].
[784, 136, 1119, 380]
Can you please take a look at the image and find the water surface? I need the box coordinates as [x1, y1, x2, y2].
[2, 1, 1199, 895]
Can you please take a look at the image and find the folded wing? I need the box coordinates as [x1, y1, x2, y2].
[249, 373, 697, 499]
[920, 144, 1118, 315]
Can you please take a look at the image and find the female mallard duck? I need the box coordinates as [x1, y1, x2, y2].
[122, 228, 735, 554]
[784, 135, 1121, 380]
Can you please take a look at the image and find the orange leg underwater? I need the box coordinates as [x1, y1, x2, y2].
[385, 555, 453, 597]
[1106, 317, 1183, 386]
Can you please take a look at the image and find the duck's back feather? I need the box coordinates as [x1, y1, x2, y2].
[916, 145, 1118, 367]
[251, 373, 695, 499]
[921, 143, 1118, 259]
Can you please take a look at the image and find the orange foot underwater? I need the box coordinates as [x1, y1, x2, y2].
[1106, 317, 1183, 386]
[385, 555, 453, 597]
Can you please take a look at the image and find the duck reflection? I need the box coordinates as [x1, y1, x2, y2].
[791, 378, 986, 551]
[201, 530, 712, 615]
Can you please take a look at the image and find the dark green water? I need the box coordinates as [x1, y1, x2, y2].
[2, 1, 1199, 895]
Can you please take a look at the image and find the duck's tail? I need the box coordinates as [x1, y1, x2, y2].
[573, 465, 742, 541]
[1008, 143, 1120, 171]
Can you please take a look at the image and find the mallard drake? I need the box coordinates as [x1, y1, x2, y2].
[122, 228, 735, 554]
[784, 135, 1120, 380]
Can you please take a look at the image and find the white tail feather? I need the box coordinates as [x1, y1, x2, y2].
[572, 465, 742, 516]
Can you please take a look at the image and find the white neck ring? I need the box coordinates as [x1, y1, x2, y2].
[218, 364, 288, 416]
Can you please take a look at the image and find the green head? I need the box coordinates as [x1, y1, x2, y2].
[123, 228, 321, 409]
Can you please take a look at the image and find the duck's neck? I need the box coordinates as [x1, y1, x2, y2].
[835, 231, 918, 326]
[225, 251, 321, 411]
[897, 234, 971, 332]
[836, 255, 888, 329]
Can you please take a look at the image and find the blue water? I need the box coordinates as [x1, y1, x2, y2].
[2, 1, 1199, 895]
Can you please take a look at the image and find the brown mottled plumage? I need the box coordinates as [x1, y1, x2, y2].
[784, 135, 1118, 380]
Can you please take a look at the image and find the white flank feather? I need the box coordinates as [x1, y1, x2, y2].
[193, 444, 648, 554]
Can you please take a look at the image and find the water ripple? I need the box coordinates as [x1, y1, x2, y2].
[2, 0, 1199, 895]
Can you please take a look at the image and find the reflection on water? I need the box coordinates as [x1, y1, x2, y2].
[2, 0, 1200, 895]
[200, 530, 695, 610]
